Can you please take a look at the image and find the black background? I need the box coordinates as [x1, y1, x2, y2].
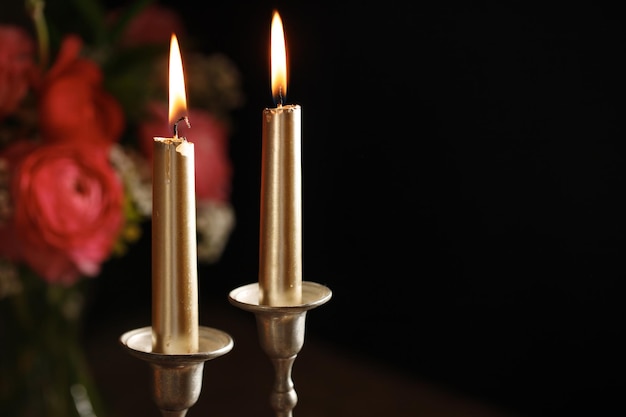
[5, 1, 626, 416]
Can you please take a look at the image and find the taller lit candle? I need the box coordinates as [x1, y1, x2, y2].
[152, 34, 199, 353]
[259, 11, 303, 306]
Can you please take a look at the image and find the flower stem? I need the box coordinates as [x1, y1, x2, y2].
[25, 0, 49, 70]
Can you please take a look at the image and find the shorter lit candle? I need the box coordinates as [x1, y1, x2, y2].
[151, 34, 199, 354]
[258, 11, 303, 306]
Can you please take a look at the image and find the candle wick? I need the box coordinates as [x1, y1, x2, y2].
[274, 86, 285, 107]
[173, 116, 191, 139]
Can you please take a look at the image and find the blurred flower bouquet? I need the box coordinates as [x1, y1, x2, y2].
[0, 0, 243, 415]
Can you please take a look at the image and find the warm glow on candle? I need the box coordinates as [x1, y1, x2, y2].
[271, 11, 287, 105]
[259, 10, 302, 306]
[152, 33, 198, 354]
[169, 33, 187, 125]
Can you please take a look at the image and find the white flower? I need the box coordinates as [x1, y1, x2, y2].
[196, 201, 235, 263]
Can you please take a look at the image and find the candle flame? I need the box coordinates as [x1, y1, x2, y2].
[271, 11, 287, 105]
[169, 34, 187, 130]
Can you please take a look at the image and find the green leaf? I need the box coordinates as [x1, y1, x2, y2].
[69, 0, 107, 45]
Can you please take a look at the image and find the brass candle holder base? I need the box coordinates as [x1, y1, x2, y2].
[120, 326, 233, 417]
[229, 281, 332, 417]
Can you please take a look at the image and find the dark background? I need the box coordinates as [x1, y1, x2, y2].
[5, 1, 626, 416]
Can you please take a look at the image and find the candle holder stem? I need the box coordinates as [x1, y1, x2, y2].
[120, 326, 233, 417]
[229, 281, 332, 417]
[269, 355, 297, 417]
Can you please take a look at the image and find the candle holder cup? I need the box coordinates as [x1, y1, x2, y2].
[119, 326, 233, 417]
[229, 281, 332, 417]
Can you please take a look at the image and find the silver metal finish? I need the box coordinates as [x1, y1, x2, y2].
[229, 281, 332, 417]
[120, 326, 233, 417]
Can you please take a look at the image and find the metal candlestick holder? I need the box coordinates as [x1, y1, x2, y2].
[229, 281, 332, 417]
[119, 326, 233, 417]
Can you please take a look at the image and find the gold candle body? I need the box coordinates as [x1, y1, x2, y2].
[152, 137, 199, 353]
[259, 104, 303, 306]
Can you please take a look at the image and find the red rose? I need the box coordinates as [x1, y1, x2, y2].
[137, 103, 232, 202]
[37, 35, 124, 146]
[0, 141, 124, 285]
[0, 25, 37, 119]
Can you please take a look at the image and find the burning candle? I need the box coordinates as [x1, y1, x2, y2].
[151, 34, 199, 353]
[259, 11, 303, 306]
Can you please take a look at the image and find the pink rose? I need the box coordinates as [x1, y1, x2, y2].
[182, 110, 232, 202]
[0, 141, 124, 285]
[137, 103, 232, 202]
[110, 4, 186, 48]
[0, 25, 37, 119]
[37, 35, 124, 146]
